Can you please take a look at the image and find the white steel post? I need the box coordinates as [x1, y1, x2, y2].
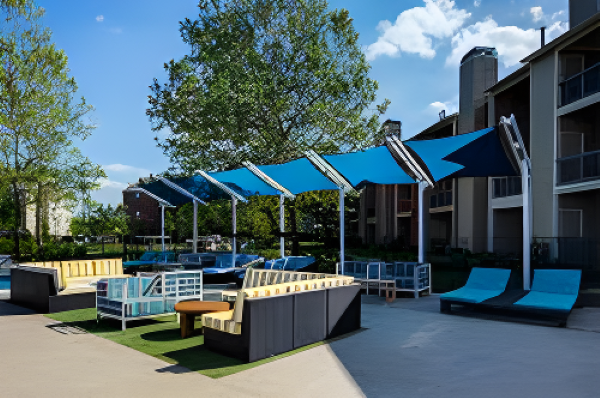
[418, 181, 427, 264]
[279, 194, 285, 258]
[193, 200, 198, 254]
[522, 159, 532, 290]
[232, 196, 237, 265]
[339, 188, 345, 275]
[161, 205, 165, 252]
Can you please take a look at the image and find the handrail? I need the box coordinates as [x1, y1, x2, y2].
[556, 148, 600, 162]
[559, 62, 600, 84]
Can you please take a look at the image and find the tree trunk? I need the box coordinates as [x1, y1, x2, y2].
[11, 182, 21, 261]
[35, 183, 42, 247]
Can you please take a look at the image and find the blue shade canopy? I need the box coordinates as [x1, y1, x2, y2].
[138, 177, 231, 205]
[257, 158, 339, 194]
[405, 127, 503, 182]
[323, 146, 415, 188]
[209, 168, 279, 196]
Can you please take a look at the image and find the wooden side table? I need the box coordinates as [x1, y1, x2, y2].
[381, 280, 396, 303]
[174, 301, 231, 338]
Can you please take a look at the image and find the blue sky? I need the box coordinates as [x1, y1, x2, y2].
[37, 0, 570, 206]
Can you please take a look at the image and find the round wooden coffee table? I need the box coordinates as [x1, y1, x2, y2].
[174, 301, 230, 338]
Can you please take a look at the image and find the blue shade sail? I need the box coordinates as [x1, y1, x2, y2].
[209, 168, 280, 196]
[442, 128, 518, 178]
[323, 146, 415, 188]
[258, 158, 339, 194]
[405, 127, 499, 181]
[139, 180, 193, 206]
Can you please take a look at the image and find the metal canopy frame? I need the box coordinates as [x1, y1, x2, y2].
[156, 176, 207, 253]
[386, 136, 433, 264]
[195, 170, 249, 261]
[500, 114, 532, 290]
[127, 187, 175, 252]
[306, 150, 355, 274]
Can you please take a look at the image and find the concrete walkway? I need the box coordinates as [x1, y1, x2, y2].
[1, 295, 600, 397]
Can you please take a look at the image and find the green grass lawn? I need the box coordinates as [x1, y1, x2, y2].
[45, 308, 323, 378]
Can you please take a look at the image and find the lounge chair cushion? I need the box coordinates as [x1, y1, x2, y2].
[514, 269, 581, 312]
[440, 268, 511, 304]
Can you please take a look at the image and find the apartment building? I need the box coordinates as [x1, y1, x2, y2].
[487, 0, 600, 268]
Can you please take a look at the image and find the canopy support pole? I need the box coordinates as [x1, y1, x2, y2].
[522, 159, 532, 290]
[279, 194, 285, 258]
[193, 200, 198, 254]
[339, 188, 345, 275]
[418, 181, 427, 264]
[232, 196, 237, 265]
[161, 205, 165, 253]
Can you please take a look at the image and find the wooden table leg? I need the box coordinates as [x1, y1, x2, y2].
[180, 313, 196, 338]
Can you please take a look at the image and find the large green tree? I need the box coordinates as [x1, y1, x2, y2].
[148, 0, 389, 172]
[0, 1, 103, 257]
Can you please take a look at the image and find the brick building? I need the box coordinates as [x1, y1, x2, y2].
[122, 187, 163, 237]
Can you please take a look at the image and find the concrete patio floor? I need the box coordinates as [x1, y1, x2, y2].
[1, 294, 599, 397]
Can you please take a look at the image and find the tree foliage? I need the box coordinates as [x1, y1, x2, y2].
[148, 0, 389, 172]
[0, 0, 104, 257]
[70, 203, 130, 238]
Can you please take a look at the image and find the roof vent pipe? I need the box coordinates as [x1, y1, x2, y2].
[540, 26, 546, 47]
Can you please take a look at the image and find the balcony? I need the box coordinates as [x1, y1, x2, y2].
[559, 62, 600, 107]
[398, 199, 412, 214]
[430, 191, 452, 209]
[492, 176, 522, 198]
[557, 150, 600, 185]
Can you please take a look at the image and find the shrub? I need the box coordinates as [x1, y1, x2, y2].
[0, 237, 14, 255]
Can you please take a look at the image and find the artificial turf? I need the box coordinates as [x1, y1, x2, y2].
[44, 308, 323, 378]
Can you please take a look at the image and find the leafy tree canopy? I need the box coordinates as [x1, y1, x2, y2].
[148, 0, 389, 172]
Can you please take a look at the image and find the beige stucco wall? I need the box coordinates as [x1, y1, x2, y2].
[529, 53, 557, 238]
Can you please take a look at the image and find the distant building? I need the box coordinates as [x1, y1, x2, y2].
[122, 186, 164, 237]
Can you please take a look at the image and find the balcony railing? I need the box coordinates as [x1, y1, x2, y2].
[557, 150, 600, 185]
[430, 191, 452, 209]
[492, 176, 522, 198]
[559, 62, 600, 107]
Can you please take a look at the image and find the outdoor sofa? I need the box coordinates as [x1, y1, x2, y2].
[11, 258, 126, 313]
[202, 268, 361, 362]
[440, 267, 581, 326]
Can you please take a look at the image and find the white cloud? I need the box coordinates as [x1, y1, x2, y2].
[108, 27, 123, 34]
[446, 18, 568, 68]
[104, 164, 150, 175]
[426, 98, 458, 120]
[474, 0, 481, 7]
[365, 0, 471, 61]
[92, 164, 152, 206]
[96, 15, 104, 22]
[91, 179, 127, 207]
[530, 7, 543, 23]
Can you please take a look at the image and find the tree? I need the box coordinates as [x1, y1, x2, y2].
[148, 0, 389, 172]
[0, 1, 102, 258]
[71, 204, 130, 254]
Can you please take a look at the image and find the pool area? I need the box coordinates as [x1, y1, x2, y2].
[0, 275, 10, 290]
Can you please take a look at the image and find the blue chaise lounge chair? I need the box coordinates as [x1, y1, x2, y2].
[512, 269, 581, 326]
[440, 267, 511, 313]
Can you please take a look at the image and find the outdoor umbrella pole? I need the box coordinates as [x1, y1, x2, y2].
[522, 158, 532, 290]
[193, 200, 198, 254]
[280, 194, 285, 258]
[339, 188, 345, 275]
[232, 196, 237, 265]
[161, 205, 165, 252]
[418, 181, 427, 264]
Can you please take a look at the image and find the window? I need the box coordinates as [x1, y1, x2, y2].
[135, 193, 140, 199]
[136, 211, 140, 218]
